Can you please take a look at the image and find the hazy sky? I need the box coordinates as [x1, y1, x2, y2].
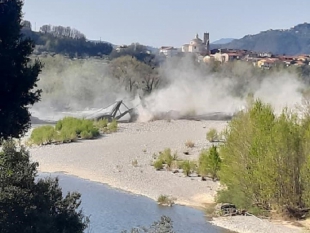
[23, 0, 310, 47]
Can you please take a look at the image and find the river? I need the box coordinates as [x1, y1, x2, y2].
[39, 172, 233, 233]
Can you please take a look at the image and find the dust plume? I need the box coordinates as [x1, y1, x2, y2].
[31, 55, 131, 120]
[31, 54, 305, 122]
[136, 56, 304, 121]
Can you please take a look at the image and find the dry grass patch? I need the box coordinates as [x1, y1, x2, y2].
[132, 159, 138, 167]
[157, 195, 175, 206]
[185, 140, 195, 148]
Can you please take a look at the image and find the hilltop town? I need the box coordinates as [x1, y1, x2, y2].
[156, 32, 310, 69]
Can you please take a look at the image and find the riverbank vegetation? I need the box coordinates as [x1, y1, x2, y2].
[29, 117, 118, 146]
[157, 195, 175, 206]
[198, 146, 222, 181]
[206, 128, 220, 142]
[217, 99, 310, 219]
[152, 146, 222, 180]
[152, 148, 178, 171]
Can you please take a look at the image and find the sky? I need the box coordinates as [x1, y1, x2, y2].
[23, 0, 310, 48]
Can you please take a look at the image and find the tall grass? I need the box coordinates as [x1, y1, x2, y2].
[56, 117, 99, 138]
[30, 126, 56, 145]
[30, 117, 100, 146]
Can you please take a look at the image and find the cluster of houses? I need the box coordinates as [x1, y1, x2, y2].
[159, 33, 310, 69]
[205, 48, 310, 68]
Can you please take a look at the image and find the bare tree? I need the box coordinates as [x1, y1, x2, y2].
[109, 56, 139, 92]
[40, 24, 51, 34]
[109, 56, 158, 94]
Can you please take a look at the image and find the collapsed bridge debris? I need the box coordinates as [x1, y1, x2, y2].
[31, 99, 235, 124]
[84, 100, 138, 122]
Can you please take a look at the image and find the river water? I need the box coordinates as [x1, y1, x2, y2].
[39, 172, 233, 233]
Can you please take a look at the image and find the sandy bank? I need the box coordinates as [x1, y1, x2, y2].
[28, 120, 305, 233]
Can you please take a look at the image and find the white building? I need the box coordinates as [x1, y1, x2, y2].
[182, 33, 210, 55]
[159, 46, 178, 57]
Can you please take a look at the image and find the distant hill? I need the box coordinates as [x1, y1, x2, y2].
[221, 23, 310, 55]
[22, 25, 113, 57]
[212, 38, 235, 45]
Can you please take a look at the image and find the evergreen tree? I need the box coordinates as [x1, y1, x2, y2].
[0, 0, 42, 140]
[0, 1, 89, 232]
[0, 140, 89, 233]
[198, 145, 221, 181]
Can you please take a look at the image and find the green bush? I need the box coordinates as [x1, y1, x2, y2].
[30, 125, 56, 145]
[157, 195, 174, 206]
[206, 128, 219, 142]
[182, 160, 191, 176]
[101, 119, 118, 133]
[80, 130, 93, 139]
[94, 118, 108, 130]
[217, 99, 310, 218]
[152, 149, 180, 171]
[107, 119, 118, 132]
[154, 159, 164, 170]
[56, 117, 99, 138]
[158, 148, 174, 168]
[30, 117, 100, 146]
[198, 146, 221, 181]
[57, 127, 77, 143]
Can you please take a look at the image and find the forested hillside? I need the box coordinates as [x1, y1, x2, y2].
[21, 21, 113, 57]
[222, 23, 310, 55]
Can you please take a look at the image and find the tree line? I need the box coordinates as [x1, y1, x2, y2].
[39, 24, 86, 40]
[21, 20, 159, 62]
[21, 21, 113, 57]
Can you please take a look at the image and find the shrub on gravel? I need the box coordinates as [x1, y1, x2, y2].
[182, 160, 192, 176]
[158, 148, 174, 168]
[206, 128, 219, 142]
[30, 117, 100, 145]
[30, 125, 56, 145]
[198, 146, 221, 181]
[94, 118, 108, 130]
[157, 195, 174, 206]
[55, 117, 99, 138]
[100, 119, 118, 133]
[153, 159, 164, 170]
[132, 159, 138, 167]
[57, 127, 77, 143]
[152, 148, 181, 171]
[107, 119, 118, 132]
